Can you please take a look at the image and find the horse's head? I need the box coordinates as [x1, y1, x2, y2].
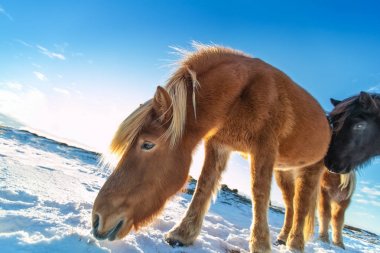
[325, 91, 380, 174]
[92, 86, 194, 241]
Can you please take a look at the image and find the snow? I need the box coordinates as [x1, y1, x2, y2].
[0, 126, 379, 252]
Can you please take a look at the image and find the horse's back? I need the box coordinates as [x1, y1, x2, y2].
[183, 51, 330, 164]
[216, 57, 330, 165]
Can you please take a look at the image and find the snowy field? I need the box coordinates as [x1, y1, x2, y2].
[0, 126, 379, 252]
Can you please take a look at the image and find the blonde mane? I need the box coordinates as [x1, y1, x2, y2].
[106, 43, 247, 162]
[109, 100, 153, 157]
[339, 171, 356, 199]
[109, 66, 199, 161]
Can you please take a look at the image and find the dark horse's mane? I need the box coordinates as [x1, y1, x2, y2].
[329, 93, 380, 132]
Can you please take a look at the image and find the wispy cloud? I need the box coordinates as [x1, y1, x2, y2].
[33, 71, 48, 81]
[36, 45, 66, 60]
[355, 198, 380, 208]
[368, 84, 380, 92]
[361, 186, 380, 197]
[356, 198, 369, 204]
[14, 39, 33, 48]
[370, 200, 380, 207]
[354, 211, 375, 219]
[0, 5, 13, 21]
[1, 81, 23, 91]
[355, 184, 380, 207]
[53, 87, 70, 96]
[15, 41, 67, 61]
[2, 81, 23, 91]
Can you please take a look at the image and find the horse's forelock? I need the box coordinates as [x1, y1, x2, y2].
[109, 100, 153, 157]
[106, 68, 200, 166]
[329, 93, 380, 133]
[330, 97, 357, 132]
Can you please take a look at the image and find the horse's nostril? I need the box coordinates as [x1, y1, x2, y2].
[93, 214, 100, 230]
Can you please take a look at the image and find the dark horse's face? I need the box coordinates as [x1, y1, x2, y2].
[325, 92, 380, 174]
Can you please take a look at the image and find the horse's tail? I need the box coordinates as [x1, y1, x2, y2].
[303, 182, 318, 241]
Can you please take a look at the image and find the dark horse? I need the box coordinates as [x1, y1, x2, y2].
[319, 91, 380, 248]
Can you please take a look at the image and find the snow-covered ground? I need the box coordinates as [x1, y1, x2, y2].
[0, 126, 379, 252]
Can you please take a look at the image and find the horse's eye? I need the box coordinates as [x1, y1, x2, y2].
[141, 141, 155, 150]
[353, 122, 367, 131]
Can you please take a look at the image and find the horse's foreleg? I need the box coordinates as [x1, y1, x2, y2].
[331, 199, 349, 249]
[165, 140, 230, 246]
[274, 170, 295, 245]
[249, 136, 276, 253]
[287, 163, 323, 252]
[318, 187, 331, 243]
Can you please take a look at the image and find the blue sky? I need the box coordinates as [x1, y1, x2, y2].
[1, 1, 380, 234]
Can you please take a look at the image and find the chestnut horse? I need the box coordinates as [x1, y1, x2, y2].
[92, 45, 330, 252]
[319, 92, 380, 248]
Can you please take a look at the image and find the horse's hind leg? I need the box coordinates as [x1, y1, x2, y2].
[287, 162, 324, 252]
[165, 140, 230, 246]
[331, 199, 350, 249]
[274, 170, 295, 245]
[318, 187, 331, 243]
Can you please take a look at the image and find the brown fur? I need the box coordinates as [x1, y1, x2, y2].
[318, 169, 355, 249]
[274, 162, 324, 250]
[92, 44, 330, 252]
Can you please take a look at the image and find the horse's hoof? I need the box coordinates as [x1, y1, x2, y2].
[318, 235, 330, 244]
[274, 239, 286, 246]
[286, 234, 304, 253]
[165, 238, 184, 247]
[333, 241, 345, 249]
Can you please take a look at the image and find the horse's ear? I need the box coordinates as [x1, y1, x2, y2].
[330, 98, 341, 107]
[359, 91, 375, 109]
[153, 86, 172, 123]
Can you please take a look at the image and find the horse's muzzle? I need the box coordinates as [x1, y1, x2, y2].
[92, 214, 124, 241]
[325, 160, 352, 174]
